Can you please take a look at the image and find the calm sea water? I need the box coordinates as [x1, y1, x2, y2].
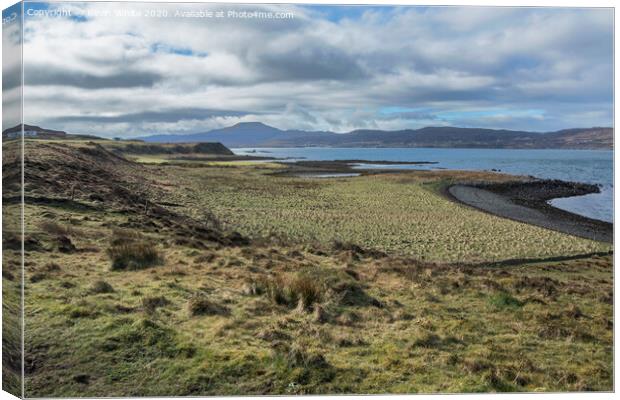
[233, 147, 614, 223]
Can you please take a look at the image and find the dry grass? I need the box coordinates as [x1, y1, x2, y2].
[177, 165, 610, 262]
[107, 228, 163, 270]
[107, 242, 163, 271]
[187, 294, 229, 316]
[255, 273, 323, 311]
[90, 280, 114, 294]
[39, 221, 76, 236]
[142, 296, 170, 313]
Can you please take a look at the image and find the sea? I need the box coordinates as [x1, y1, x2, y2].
[232, 147, 614, 223]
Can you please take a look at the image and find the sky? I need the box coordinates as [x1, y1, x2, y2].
[2, 2, 614, 138]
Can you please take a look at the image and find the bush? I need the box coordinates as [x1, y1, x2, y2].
[107, 242, 163, 271]
[107, 228, 163, 270]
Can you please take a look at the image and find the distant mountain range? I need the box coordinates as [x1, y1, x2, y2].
[3, 123, 613, 150]
[141, 122, 613, 149]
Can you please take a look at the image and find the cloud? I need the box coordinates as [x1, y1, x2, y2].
[25, 66, 162, 89]
[15, 3, 613, 136]
[3, 4, 23, 130]
[49, 107, 251, 124]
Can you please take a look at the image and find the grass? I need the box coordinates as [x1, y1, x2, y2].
[142, 296, 170, 314]
[257, 273, 323, 310]
[187, 295, 229, 316]
[21, 229, 613, 395]
[90, 280, 115, 294]
[106, 230, 163, 271]
[12, 140, 614, 396]
[107, 242, 163, 270]
[488, 292, 524, 310]
[171, 164, 610, 263]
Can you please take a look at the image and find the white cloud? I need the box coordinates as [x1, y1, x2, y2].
[12, 3, 614, 137]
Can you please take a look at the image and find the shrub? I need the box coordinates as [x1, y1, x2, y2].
[91, 280, 114, 294]
[107, 242, 163, 271]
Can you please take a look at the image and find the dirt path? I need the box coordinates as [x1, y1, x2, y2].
[448, 184, 612, 243]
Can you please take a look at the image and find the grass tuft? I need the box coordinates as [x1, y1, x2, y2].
[142, 296, 170, 313]
[90, 280, 115, 294]
[258, 273, 323, 311]
[187, 294, 229, 316]
[489, 292, 523, 310]
[107, 242, 163, 271]
[39, 221, 75, 236]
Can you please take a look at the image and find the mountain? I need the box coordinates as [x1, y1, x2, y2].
[140, 123, 613, 150]
[143, 122, 286, 147]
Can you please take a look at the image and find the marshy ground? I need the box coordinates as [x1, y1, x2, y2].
[2, 139, 613, 396]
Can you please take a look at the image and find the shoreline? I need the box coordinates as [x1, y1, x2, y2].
[260, 158, 612, 243]
[447, 180, 612, 243]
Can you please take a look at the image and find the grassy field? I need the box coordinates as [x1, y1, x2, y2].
[5, 140, 613, 396]
[168, 162, 610, 263]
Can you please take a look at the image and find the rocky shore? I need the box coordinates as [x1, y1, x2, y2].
[448, 180, 612, 243]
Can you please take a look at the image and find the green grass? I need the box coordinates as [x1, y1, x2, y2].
[489, 292, 524, 310]
[21, 227, 613, 395]
[173, 165, 609, 263]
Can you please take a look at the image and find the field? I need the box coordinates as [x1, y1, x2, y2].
[168, 161, 609, 263]
[2, 140, 613, 396]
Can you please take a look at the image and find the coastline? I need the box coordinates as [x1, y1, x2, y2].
[270, 159, 612, 244]
[447, 180, 613, 243]
[268, 158, 613, 243]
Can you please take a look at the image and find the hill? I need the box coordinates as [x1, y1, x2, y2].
[2, 124, 102, 141]
[104, 141, 234, 156]
[140, 123, 613, 150]
[2, 124, 236, 157]
[143, 122, 287, 147]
